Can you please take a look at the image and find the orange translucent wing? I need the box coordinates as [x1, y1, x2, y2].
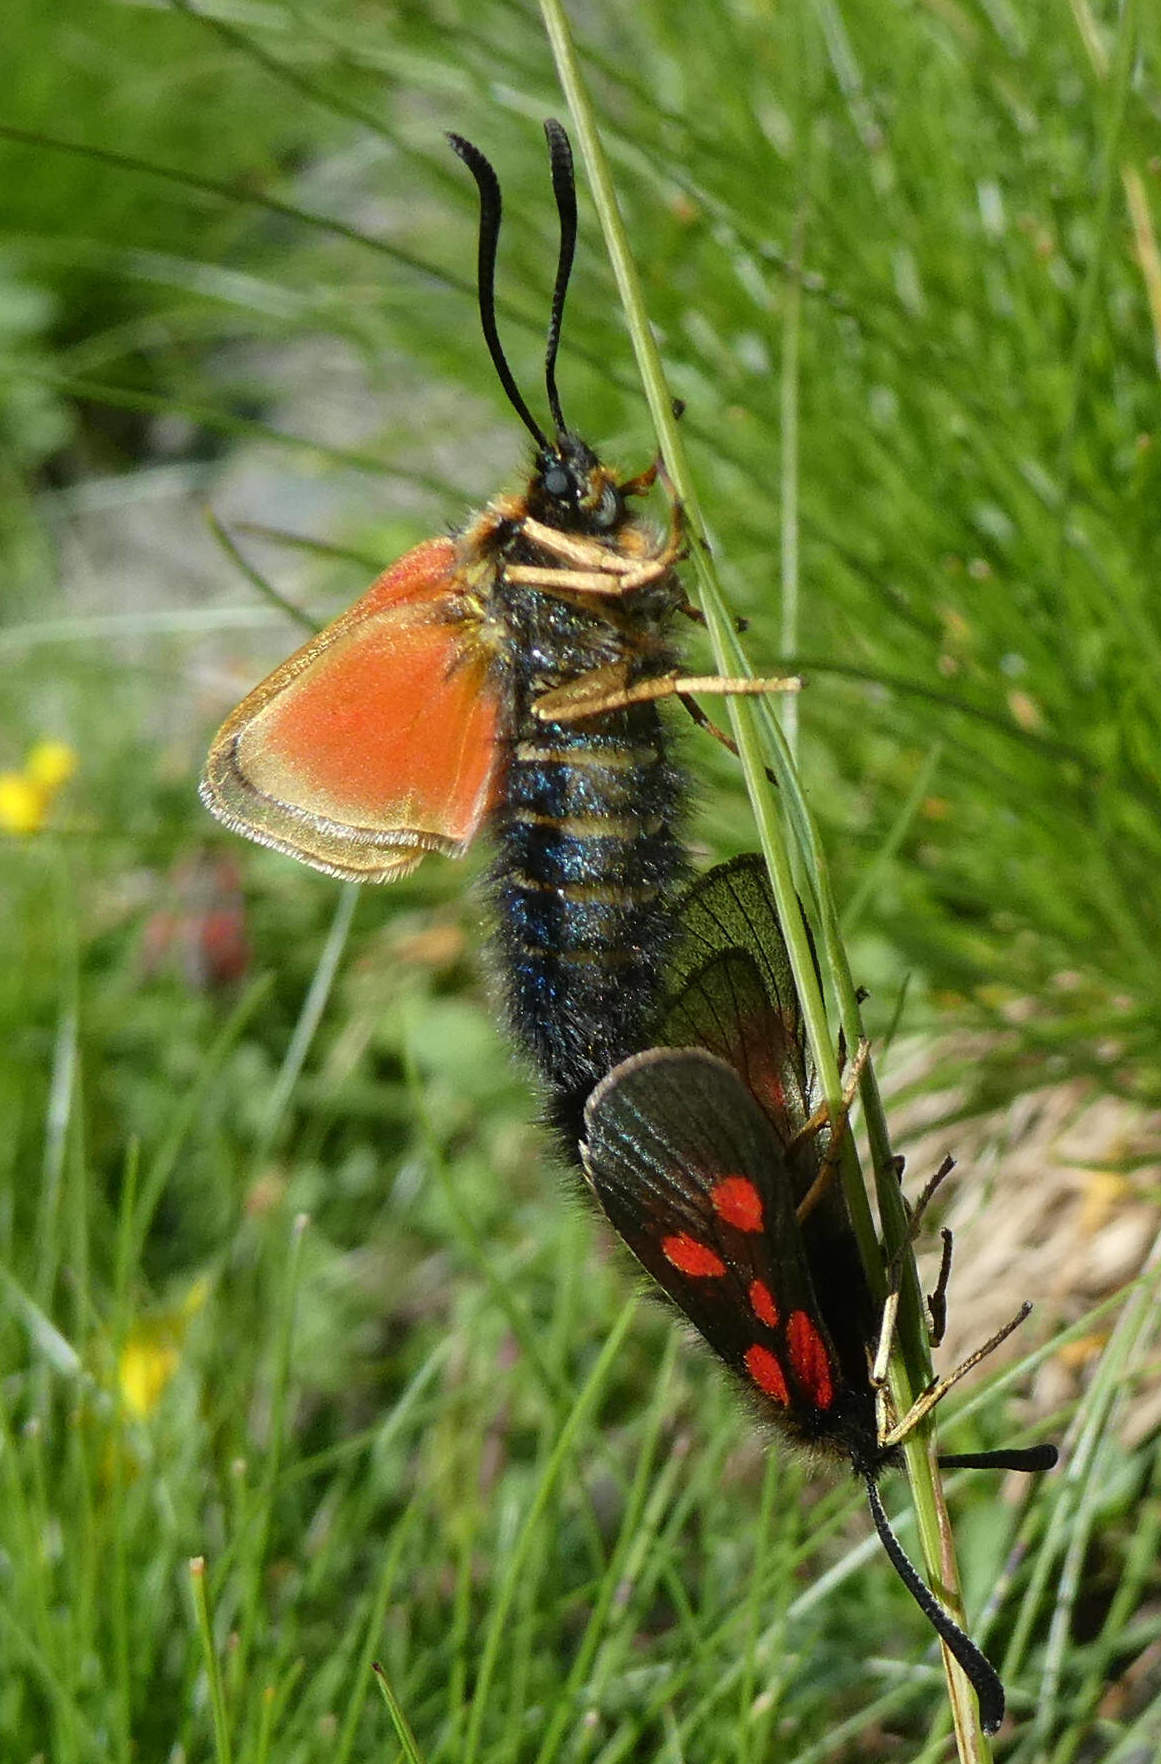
[201, 538, 502, 882]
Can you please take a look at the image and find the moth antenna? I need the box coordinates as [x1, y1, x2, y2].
[447, 131, 550, 451]
[864, 1477, 1005, 1735]
[542, 118, 577, 439]
[939, 1445, 1058, 1474]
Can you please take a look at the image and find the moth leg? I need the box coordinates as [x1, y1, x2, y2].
[519, 516, 685, 587]
[618, 454, 687, 557]
[879, 1154, 955, 1278]
[518, 518, 646, 574]
[878, 1303, 1034, 1451]
[792, 1038, 871, 1224]
[534, 668, 800, 722]
[870, 1154, 958, 1405]
[618, 459, 659, 498]
[620, 558, 679, 590]
[870, 1154, 1033, 1443]
[674, 692, 780, 788]
[532, 663, 635, 722]
[884, 1154, 959, 1347]
[789, 1035, 870, 1152]
[677, 691, 733, 744]
[504, 564, 644, 597]
[871, 1287, 904, 1445]
[526, 468, 686, 579]
[906, 1154, 957, 1241]
[927, 1228, 954, 1348]
[505, 557, 679, 599]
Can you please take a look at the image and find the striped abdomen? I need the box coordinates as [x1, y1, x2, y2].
[490, 704, 685, 1151]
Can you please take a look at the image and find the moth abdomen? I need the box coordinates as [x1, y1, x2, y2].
[491, 702, 685, 1147]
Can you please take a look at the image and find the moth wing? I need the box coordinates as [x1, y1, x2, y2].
[659, 923, 875, 1356]
[582, 1047, 839, 1413]
[663, 855, 819, 1112]
[661, 948, 814, 1144]
[201, 538, 502, 882]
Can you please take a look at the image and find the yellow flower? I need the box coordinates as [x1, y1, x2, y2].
[0, 772, 48, 834]
[117, 1276, 210, 1419]
[0, 740, 78, 835]
[119, 1333, 181, 1419]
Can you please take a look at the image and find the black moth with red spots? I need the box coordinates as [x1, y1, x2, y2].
[581, 855, 1055, 1734]
[584, 1044, 881, 1461]
[585, 855, 883, 1468]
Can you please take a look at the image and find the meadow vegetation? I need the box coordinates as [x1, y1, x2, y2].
[1, 0, 1159, 1756]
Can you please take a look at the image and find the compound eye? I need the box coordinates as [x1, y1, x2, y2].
[542, 464, 571, 500]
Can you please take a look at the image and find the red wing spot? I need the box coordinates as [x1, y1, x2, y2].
[787, 1310, 835, 1410]
[661, 1233, 726, 1278]
[744, 1344, 789, 1406]
[710, 1175, 764, 1233]
[749, 1280, 779, 1328]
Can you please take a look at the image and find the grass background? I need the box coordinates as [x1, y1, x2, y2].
[2, 0, 1160, 1757]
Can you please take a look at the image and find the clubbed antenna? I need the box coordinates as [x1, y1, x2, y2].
[447, 131, 550, 451]
[939, 1445, 1058, 1473]
[542, 118, 577, 439]
[864, 1477, 1005, 1734]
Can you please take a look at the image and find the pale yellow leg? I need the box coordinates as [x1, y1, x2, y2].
[505, 565, 646, 597]
[534, 669, 800, 723]
[519, 517, 648, 574]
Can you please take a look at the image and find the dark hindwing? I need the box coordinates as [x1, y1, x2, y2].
[582, 1047, 841, 1423]
[662, 948, 815, 1151]
[660, 855, 818, 1135]
[663, 857, 819, 1051]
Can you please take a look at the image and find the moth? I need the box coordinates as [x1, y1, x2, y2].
[201, 121, 792, 1143]
[582, 855, 1056, 1733]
